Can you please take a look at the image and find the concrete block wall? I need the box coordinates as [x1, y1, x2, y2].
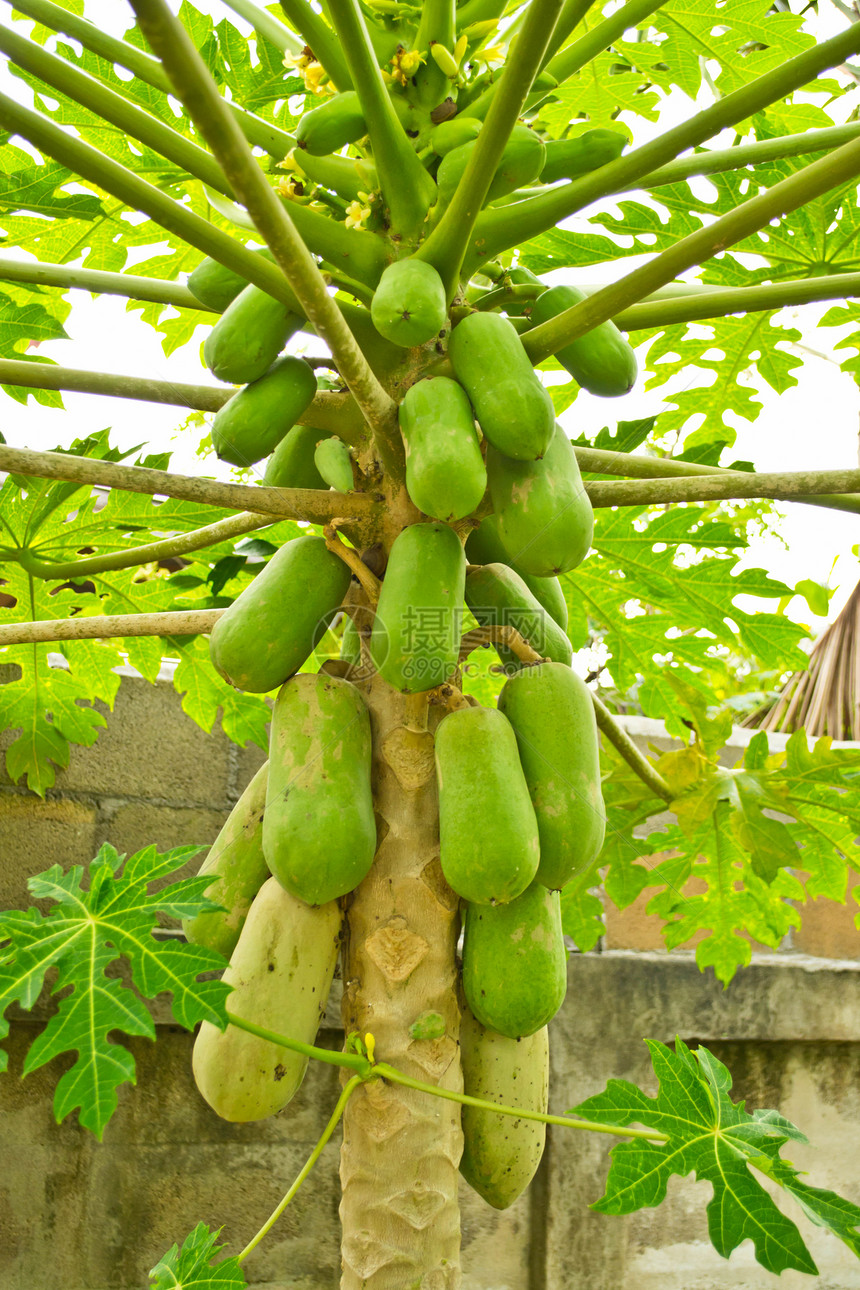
[1, 674, 859, 1288]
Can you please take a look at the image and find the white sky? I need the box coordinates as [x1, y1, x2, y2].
[2, 0, 859, 644]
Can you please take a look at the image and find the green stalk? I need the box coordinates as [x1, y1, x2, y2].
[628, 120, 860, 192]
[544, 0, 670, 84]
[539, 0, 601, 69]
[226, 1012, 373, 1075]
[277, 0, 353, 89]
[0, 20, 234, 199]
[0, 443, 377, 525]
[453, 0, 508, 29]
[591, 692, 673, 802]
[522, 135, 860, 364]
[325, 0, 436, 238]
[412, 0, 457, 106]
[417, 0, 565, 295]
[18, 512, 275, 582]
[0, 91, 311, 311]
[130, 0, 397, 457]
[613, 271, 860, 331]
[466, 20, 860, 270]
[0, 257, 214, 310]
[0, 609, 225, 647]
[374, 1063, 668, 1142]
[237, 1075, 364, 1264]
[220, 0, 303, 53]
[584, 464, 860, 508]
[3, 0, 293, 158]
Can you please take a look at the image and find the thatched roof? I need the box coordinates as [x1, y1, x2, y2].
[743, 579, 860, 740]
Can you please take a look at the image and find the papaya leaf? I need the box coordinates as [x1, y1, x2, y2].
[0, 843, 231, 1138]
[573, 1038, 860, 1274]
[149, 1223, 245, 1289]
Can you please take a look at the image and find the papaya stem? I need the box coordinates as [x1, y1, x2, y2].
[374, 1063, 669, 1142]
[128, 0, 398, 448]
[220, 0, 304, 53]
[277, 0, 354, 90]
[0, 256, 215, 312]
[0, 443, 378, 525]
[539, 0, 601, 69]
[544, 0, 670, 86]
[416, 0, 565, 296]
[466, 20, 860, 270]
[458, 625, 544, 665]
[324, 525, 382, 603]
[585, 464, 860, 508]
[412, 0, 457, 106]
[0, 21, 235, 200]
[226, 1012, 373, 1074]
[8, 0, 293, 158]
[589, 692, 674, 803]
[17, 512, 276, 583]
[325, 0, 437, 238]
[237, 1074, 365, 1263]
[0, 610, 225, 648]
[521, 135, 860, 367]
[626, 119, 860, 192]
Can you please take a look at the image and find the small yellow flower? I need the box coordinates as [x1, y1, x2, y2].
[478, 44, 506, 65]
[283, 48, 315, 73]
[303, 62, 330, 95]
[276, 148, 301, 172]
[389, 45, 426, 87]
[345, 192, 372, 229]
[277, 174, 305, 199]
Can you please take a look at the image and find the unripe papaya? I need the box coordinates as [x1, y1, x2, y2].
[487, 423, 593, 576]
[182, 762, 269, 959]
[209, 536, 351, 693]
[530, 284, 637, 398]
[437, 124, 545, 205]
[462, 882, 567, 1038]
[187, 248, 275, 312]
[264, 424, 331, 489]
[448, 312, 554, 461]
[435, 706, 539, 904]
[466, 516, 568, 631]
[430, 115, 482, 156]
[498, 662, 605, 889]
[314, 436, 354, 492]
[211, 356, 317, 467]
[399, 377, 486, 521]
[293, 150, 377, 201]
[371, 259, 448, 348]
[464, 564, 572, 668]
[539, 129, 627, 185]
[264, 673, 376, 905]
[295, 90, 367, 155]
[203, 282, 304, 386]
[460, 1010, 548, 1209]
[370, 523, 466, 693]
[192, 877, 341, 1122]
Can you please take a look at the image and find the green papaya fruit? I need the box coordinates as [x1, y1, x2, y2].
[182, 762, 269, 959]
[460, 1010, 548, 1209]
[187, 247, 276, 312]
[498, 661, 605, 889]
[461, 881, 567, 1038]
[192, 876, 341, 1122]
[464, 564, 572, 668]
[530, 284, 637, 398]
[370, 523, 466, 693]
[211, 356, 318, 467]
[314, 436, 354, 492]
[539, 129, 627, 185]
[465, 516, 568, 632]
[371, 259, 448, 348]
[437, 124, 545, 205]
[264, 424, 331, 489]
[209, 536, 351, 693]
[399, 376, 486, 521]
[487, 423, 593, 577]
[448, 312, 554, 461]
[293, 150, 377, 201]
[436, 705, 539, 904]
[263, 672, 376, 905]
[203, 282, 305, 386]
[295, 90, 367, 155]
[430, 115, 483, 156]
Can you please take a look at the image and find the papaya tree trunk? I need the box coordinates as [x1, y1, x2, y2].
[339, 670, 464, 1289]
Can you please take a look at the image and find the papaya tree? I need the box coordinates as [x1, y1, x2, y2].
[3, 0, 860, 1284]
